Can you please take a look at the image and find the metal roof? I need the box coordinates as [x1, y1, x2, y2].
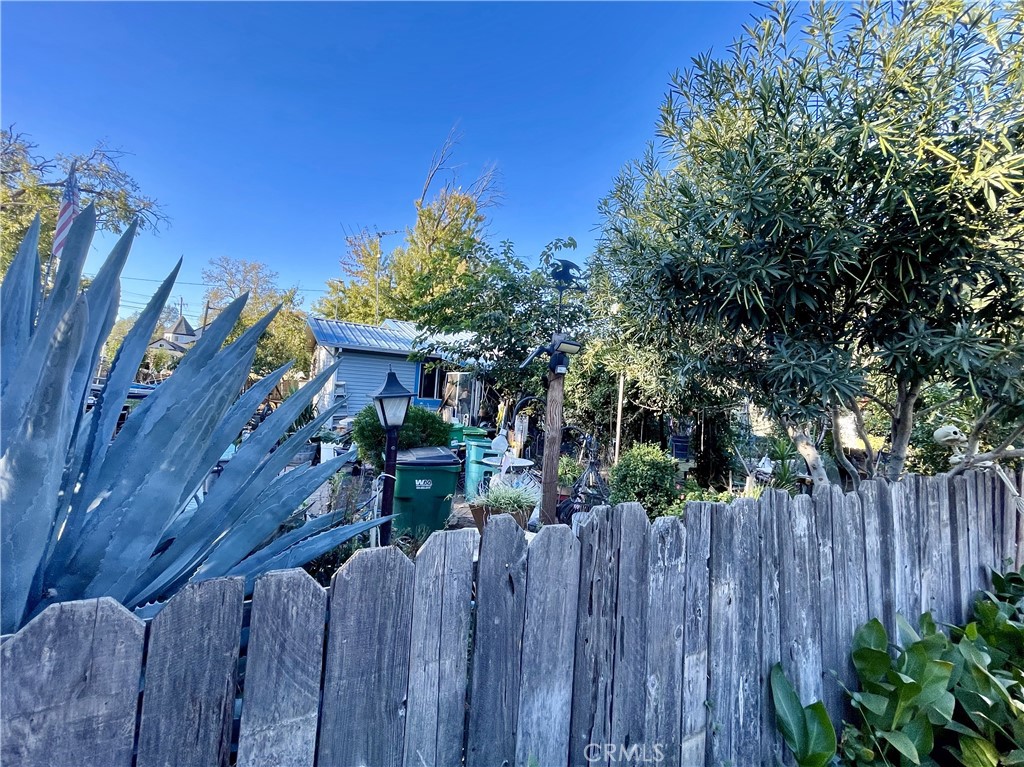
[307, 317, 416, 354]
[307, 317, 476, 360]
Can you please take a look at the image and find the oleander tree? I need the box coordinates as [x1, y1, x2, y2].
[599, 0, 1024, 485]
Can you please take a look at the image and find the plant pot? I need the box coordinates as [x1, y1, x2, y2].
[557, 485, 572, 503]
[470, 503, 531, 534]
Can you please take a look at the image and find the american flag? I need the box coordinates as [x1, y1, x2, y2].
[51, 164, 80, 265]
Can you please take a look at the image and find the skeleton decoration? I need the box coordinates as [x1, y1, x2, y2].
[932, 424, 977, 466]
[933, 424, 1023, 513]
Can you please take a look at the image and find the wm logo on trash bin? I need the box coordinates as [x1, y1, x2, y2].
[415, 479, 433, 490]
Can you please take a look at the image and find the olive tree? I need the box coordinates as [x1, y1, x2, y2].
[600, 0, 1024, 484]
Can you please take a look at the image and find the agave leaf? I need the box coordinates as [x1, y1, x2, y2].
[198, 361, 340, 507]
[0, 216, 42, 397]
[128, 399, 343, 606]
[192, 455, 352, 581]
[47, 310, 277, 604]
[169, 360, 294, 533]
[60, 222, 139, 485]
[39, 203, 96, 327]
[0, 210, 97, 456]
[235, 503, 371, 572]
[225, 516, 389, 595]
[49, 262, 183, 566]
[0, 297, 89, 633]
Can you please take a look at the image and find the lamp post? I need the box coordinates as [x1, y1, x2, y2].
[371, 369, 413, 545]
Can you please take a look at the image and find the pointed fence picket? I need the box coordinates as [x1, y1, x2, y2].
[2, 469, 1020, 767]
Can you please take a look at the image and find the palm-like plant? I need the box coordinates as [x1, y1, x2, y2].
[0, 209, 384, 633]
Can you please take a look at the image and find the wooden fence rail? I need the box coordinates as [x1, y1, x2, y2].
[3, 470, 1022, 767]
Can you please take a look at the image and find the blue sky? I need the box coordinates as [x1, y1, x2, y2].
[3, 1, 760, 320]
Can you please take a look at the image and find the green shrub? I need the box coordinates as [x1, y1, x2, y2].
[351, 403, 450, 470]
[609, 443, 679, 519]
[558, 455, 584, 487]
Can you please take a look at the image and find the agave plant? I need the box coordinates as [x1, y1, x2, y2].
[0, 209, 385, 633]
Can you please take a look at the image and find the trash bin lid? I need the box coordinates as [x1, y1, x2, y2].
[396, 446, 461, 466]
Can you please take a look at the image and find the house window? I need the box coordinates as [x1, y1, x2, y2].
[418, 361, 447, 400]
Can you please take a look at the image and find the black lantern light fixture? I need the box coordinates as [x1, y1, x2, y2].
[371, 369, 413, 544]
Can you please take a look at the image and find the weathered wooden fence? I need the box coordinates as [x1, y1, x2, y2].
[3, 470, 1021, 767]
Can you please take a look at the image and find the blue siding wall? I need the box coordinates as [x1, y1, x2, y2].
[336, 351, 418, 417]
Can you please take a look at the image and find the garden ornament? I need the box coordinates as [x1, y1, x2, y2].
[934, 425, 1023, 513]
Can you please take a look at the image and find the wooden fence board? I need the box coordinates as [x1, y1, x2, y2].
[517, 525, 581, 767]
[779, 494, 823, 706]
[136, 577, 244, 767]
[834, 488, 869, 698]
[859, 480, 894, 634]
[891, 477, 922, 621]
[237, 569, 325, 767]
[760, 490, 784, 766]
[570, 505, 620, 767]
[920, 476, 956, 624]
[1017, 469, 1024, 570]
[1001, 471, 1017, 571]
[319, 548, 414, 767]
[645, 515, 686, 767]
[403, 528, 479, 767]
[679, 502, 712, 766]
[813, 487, 844, 721]
[976, 471, 995, 589]
[708, 498, 761, 765]
[1, 598, 144, 767]
[467, 515, 529, 767]
[610, 503, 650, 758]
[950, 474, 974, 625]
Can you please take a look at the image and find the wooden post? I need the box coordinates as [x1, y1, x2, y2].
[541, 372, 565, 525]
[615, 371, 625, 463]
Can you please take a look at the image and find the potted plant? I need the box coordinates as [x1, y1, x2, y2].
[470, 484, 538, 532]
[557, 455, 583, 501]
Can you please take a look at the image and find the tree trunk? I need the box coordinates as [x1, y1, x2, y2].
[786, 422, 830, 488]
[885, 380, 921, 481]
[830, 403, 860, 490]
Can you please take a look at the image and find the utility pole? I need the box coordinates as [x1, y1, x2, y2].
[540, 370, 565, 525]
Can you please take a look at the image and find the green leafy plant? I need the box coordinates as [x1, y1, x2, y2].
[350, 403, 450, 470]
[609, 443, 679, 519]
[771, 663, 837, 767]
[773, 571, 1024, 766]
[558, 455, 584, 487]
[477, 484, 538, 515]
[677, 478, 739, 505]
[0, 212, 386, 632]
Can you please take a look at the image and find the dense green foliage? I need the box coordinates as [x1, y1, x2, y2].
[775, 567, 1024, 765]
[409, 237, 589, 402]
[350, 403, 451, 470]
[609, 443, 679, 519]
[0, 212, 381, 633]
[599, 0, 1024, 482]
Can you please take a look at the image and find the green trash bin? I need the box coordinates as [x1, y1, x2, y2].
[393, 447, 461, 535]
[464, 435, 499, 501]
[448, 423, 466, 447]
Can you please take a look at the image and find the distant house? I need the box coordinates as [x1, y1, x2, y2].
[146, 315, 198, 358]
[307, 317, 481, 429]
[145, 314, 214, 359]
